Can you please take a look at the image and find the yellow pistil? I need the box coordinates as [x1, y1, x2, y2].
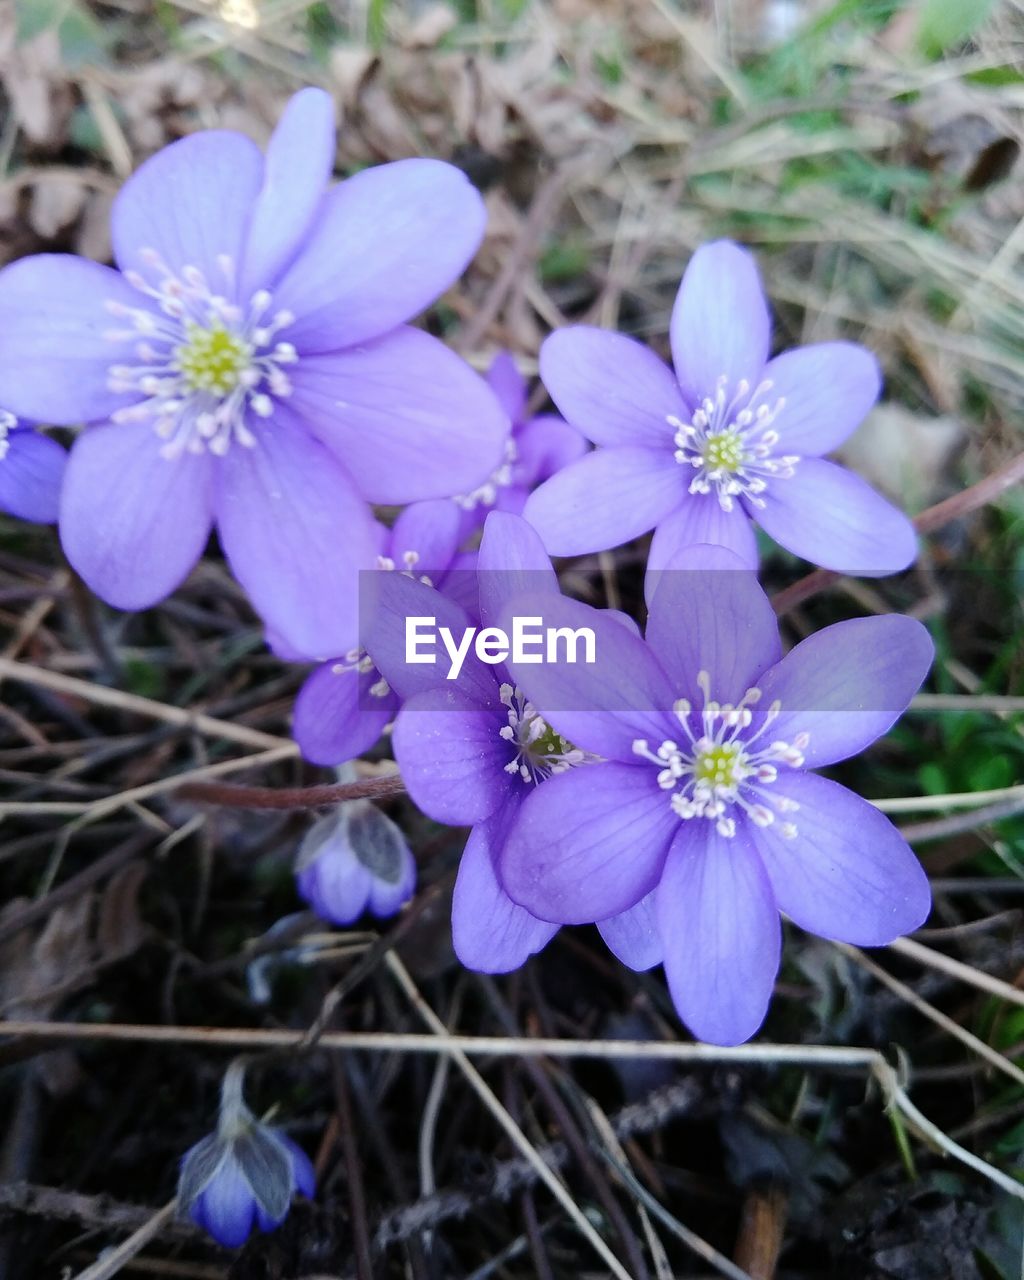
[702, 429, 744, 473]
[175, 322, 251, 395]
[694, 741, 746, 789]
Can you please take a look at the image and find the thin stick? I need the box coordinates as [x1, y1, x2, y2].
[888, 936, 1024, 1009]
[0, 657, 292, 751]
[384, 953, 635, 1280]
[178, 773, 406, 809]
[70, 1199, 177, 1280]
[871, 782, 1024, 815]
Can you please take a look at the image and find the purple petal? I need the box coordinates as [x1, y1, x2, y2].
[389, 499, 463, 577]
[214, 411, 379, 662]
[756, 615, 933, 768]
[765, 342, 881, 456]
[271, 159, 486, 351]
[753, 457, 917, 574]
[512, 413, 588, 488]
[112, 131, 263, 288]
[540, 327, 687, 448]
[523, 446, 682, 556]
[292, 661, 396, 767]
[645, 494, 758, 604]
[194, 1157, 256, 1248]
[298, 845, 372, 925]
[597, 891, 661, 971]
[752, 771, 930, 944]
[241, 88, 335, 295]
[477, 510, 557, 631]
[0, 255, 142, 423]
[60, 424, 213, 610]
[361, 571, 494, 703]
[366, 841, 417, 918]
[453, 799, 559, 971]
[0, 429, 66, 523]
[393, 687, 512, 825]
[282, 1136, 316, 1199]
[498, 591, 677, 760]
[657, 823, 780, 1045]
[486, 350, 528, 423]
[498, 762, 679, 923]
[645, 547, 781, 705]
[290, 326, 507, 503]
[670, 240, 770, 406]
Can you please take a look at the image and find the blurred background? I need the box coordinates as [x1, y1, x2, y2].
[2, 1, 1024, 1277]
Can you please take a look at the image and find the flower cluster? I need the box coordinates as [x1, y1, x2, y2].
[0, 88, 934, 1060]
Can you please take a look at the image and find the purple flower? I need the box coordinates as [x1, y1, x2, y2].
[296, 796, 416, 925]
[525, 240, 917, 587]
[493, 548, 933, 1044]
[0, 88, 507, 658]
[291, 498, 469, 764]
[452, 351, 587, 535]
[178, 1068, 314, 1249]
[0, 410, 66, 524]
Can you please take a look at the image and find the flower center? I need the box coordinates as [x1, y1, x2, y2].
[668, 375, 800, 513]
[0, 410, 15, 462]
[104, 249, 298, 460]
[177, 322, 252, 395]
[632, 671, 808, 839]
[498, 683, 586, 784]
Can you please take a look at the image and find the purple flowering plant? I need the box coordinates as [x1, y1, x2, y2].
[491, 548, 933, 1044]
[0, 410, 66, 524]
[525, 240, 918, 589]
[0, 88, 507, 659]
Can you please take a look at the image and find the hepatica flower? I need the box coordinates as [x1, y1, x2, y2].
[0, 88, 506, 658]
[292, 498, 471, 765]
[0, 410, 66, 524]
[526, 241, 917, 585]
[178, 1065, 314, 1248]
[496, 549, 932, 1045]
[296, 791, 416, 925]
[452, 351, 586, 534]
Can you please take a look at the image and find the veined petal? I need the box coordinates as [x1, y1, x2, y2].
[756, 615, 933, 768]
[477, 510, 557, 632]
[765, 342, 881, 456]
[523, 446, 682, 557]
[512, 413, 589, 488]
[670, 241, 771, 407]
[291, 327, 507, 503]
[389, 499, 463, 578]
[60, 424, 213, 610]
[752, 772, 930, 944]
[453, 798, 559, 971]
[393, 687, 513, 825]
[0, 430, 66, 523]
[753, 457, 917, 575]
[597, 891, 662, 971]
[0, 255, 142, 423]
[497, 591, 677, 760]
[486, 350, 528, 423]
[112, 130, 264, 290]
[214, 410, 379, 662]
[272, 158, 486, 350]
[292, 661, 397, 767]
[645, 546, 781, 706]
[645, 495, 758, 605]
[241, 88, 336, 295]
[539, 327, 688, 448]
[658, 822, 780, 1045]
[498, 762, 678, 924]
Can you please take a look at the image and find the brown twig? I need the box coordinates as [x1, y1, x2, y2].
[177, 773, 406, 809]
[772, 448, 1024, 617]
